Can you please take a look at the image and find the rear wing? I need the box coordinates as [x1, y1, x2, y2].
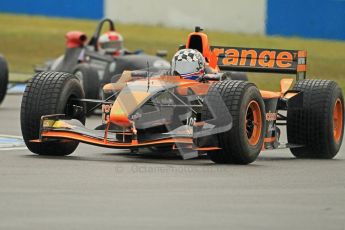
[210, 46, 307, 80]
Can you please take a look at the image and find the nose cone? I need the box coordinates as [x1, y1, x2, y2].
[109, 86, 151, 127]
[108, 76, 187, 128]
[109, 101, 132, 127]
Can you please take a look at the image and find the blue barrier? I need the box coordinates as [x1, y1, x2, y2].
[0, 0, 344, 40]
[267, 0, 345, 40]
[0, 0, 104, 19]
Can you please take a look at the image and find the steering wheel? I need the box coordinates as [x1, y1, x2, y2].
[88, 18, 116, 51]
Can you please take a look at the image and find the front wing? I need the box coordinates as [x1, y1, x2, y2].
[32, 115, 220, 151]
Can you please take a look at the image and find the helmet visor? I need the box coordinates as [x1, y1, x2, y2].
[100, 40, 123, 51]
[173, 60, 202, 76]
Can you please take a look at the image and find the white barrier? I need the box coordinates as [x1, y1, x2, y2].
[105, 0, 266, 34]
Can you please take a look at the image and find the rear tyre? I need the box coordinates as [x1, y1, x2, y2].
[0, 55, 9, 105]
[287, 79, 344, 159]
[201, 80, 265, 164]
[21, 71, 86, 156]
[73, 63, 100, 100]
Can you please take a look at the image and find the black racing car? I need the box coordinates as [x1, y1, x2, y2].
[0, 54, 9, 105]
[35, 18, 171, 100]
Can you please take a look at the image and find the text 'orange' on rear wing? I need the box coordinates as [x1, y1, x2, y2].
[210, 46, 307, 80]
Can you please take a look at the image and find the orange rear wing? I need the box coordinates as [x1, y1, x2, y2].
[210, 46, 307, 80]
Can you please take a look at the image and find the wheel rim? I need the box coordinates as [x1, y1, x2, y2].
[245, 100, 262, 146]
[333, 98, 343, 143]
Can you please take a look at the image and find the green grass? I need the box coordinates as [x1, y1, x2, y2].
[1, 13, 345, 91]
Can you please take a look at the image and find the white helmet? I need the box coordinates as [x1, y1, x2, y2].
[172, 49, 205, 80]
[98, 31, 124, 55]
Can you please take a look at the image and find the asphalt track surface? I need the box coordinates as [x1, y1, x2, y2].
[0, 94, 344, 230]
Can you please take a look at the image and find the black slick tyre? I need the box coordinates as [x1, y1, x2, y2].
[20, 71, 86, 156]
[73, 63, 100, 100]
[202, 80, 265, 164]
[287, 79, 344, 159]
[0, 55, 9, 105]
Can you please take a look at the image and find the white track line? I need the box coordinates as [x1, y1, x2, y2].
[0, 134, 26, 150]
[0, 147, 27, 151]
[0, 134, 24, 139]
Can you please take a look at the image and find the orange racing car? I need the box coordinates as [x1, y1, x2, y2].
[20, 28, 344, 164]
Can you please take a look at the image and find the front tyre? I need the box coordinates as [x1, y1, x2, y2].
[201, 80, 265, 164]
[20, 72, 86, 156]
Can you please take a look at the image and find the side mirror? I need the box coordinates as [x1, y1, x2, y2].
[156, 50, 168, 58]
